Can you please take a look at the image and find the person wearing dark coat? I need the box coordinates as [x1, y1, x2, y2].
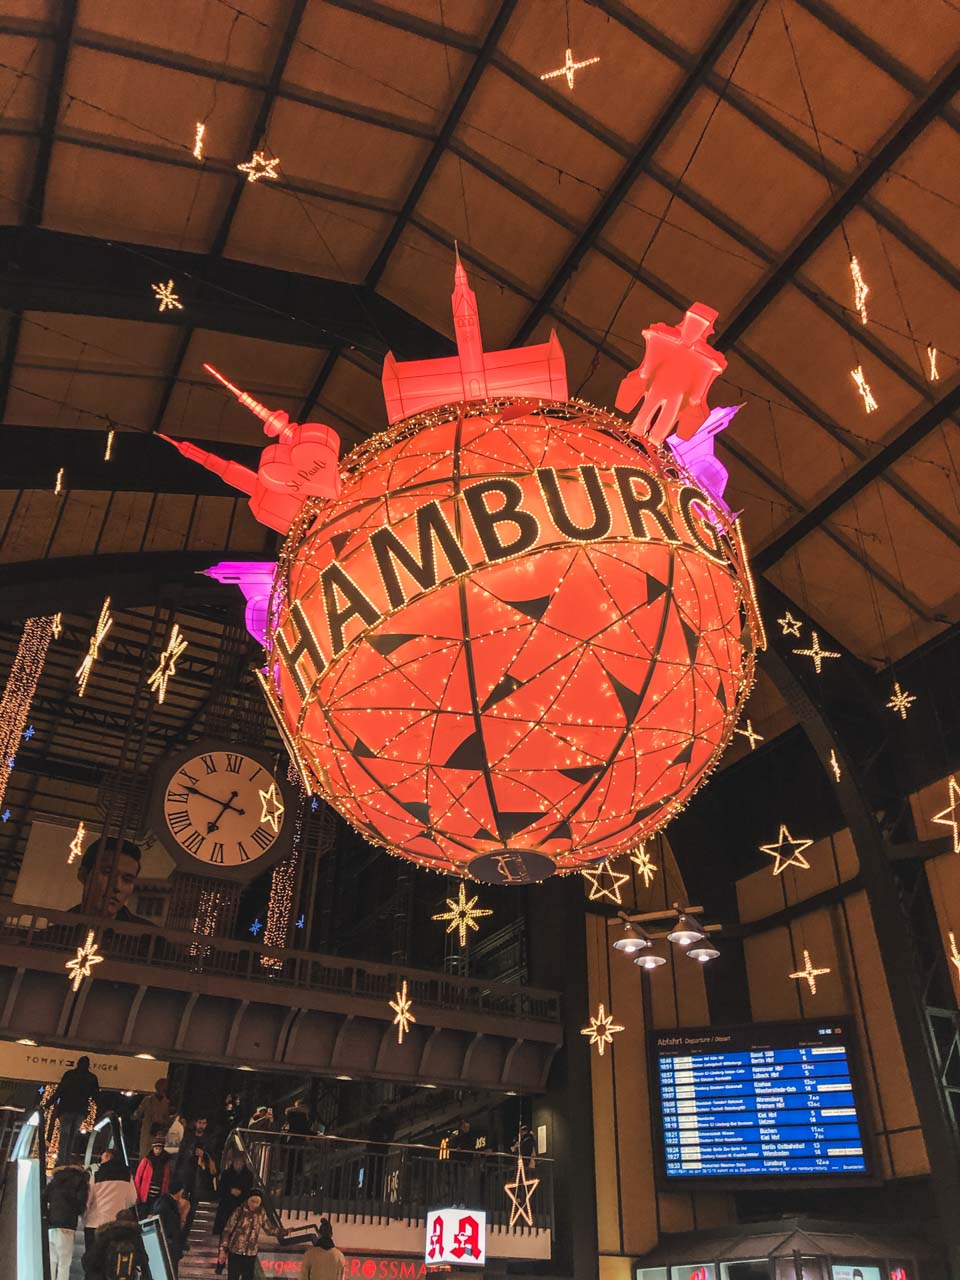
[173, 1117, 217, 1241]
[44, 1163, 89, 1280]
[213, 1149, 253, 1238]
[150, 1183, 191, 1276]
[81, 1207, 152, 1280]
[53, 1054, 100, 1166]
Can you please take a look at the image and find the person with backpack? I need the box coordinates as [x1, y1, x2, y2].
[219, 1190, 284, 1279]
[82, 1206, 152, 1280]
[301, 1218, 345, 1280]
[84, 1148, 137, 1253]
[44, 1162, 90, 1280]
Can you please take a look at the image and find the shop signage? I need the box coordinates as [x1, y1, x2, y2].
[0, 1040, 167, 1092]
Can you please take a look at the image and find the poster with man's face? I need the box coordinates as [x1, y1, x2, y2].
[12, 819, 174, 921]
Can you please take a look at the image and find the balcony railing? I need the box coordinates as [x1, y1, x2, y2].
[0, 902, 561, 1024]
[229, 1127, 554, 1235]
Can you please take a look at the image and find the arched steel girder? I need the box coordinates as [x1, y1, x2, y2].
[758, 578, 960, 1271]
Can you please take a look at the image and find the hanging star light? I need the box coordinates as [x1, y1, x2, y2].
[580, 1002, 625, 1056]
[23, 725, 34, 741]
[948, 931, 960, 981]
[851, 365, 878, 413]
[51, 614, 62, 640]
[0, 810, 9, 823]
[630, 843, 658, 888]
[67, 820, 86, 865]
[249, 918, 263, 937]
[849, 256, 870, 325]
[65, 930, 103, 992]
[792, 631, 841, 675]
[582, 859, 630, 904]
[147, 622, 188, 705]
[886, 681, 916, 720]
[237, 150, 280, 183]
[760, 825, 813, 876]
[104, 429, 115, 462]
[193, 121, 205, 160]
[504, 1152, 540, 1229]
[734, 719, 764, 750]
[432, 880, 493, 947]
[259, 781, 285, 832]
[151, 279, 183, 313]
[926, 344, 940, 382]
[777, 611, 803, 637]
[390, 978, 416, 1044]
[76, 597, 113, 698]
[829, 749, 842, 782]
[932, 776, 960, 854]
[295, 914, 305, 929]
[788, 948, 831, 995]
[539, 46, 601, 91]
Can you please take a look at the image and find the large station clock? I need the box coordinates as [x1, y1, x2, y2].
[147, 739, 294, 880]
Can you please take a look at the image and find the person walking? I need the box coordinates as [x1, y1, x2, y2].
[83, 1149, 137, 1253]
[173, 1116, 217, 1242]
[132, 1079, 172, 1158]
[164, 1111, 185, 1157]
[212, 1148, 253, 1239]
[150, 1182, 191, 1276]
[301, 1218, 345, 1280]
[134, 1137, 172, 1207]
[43, 1162, 89, 1280]
[53, 1054, 100, 1166]
[219, 1190, 284, 1280]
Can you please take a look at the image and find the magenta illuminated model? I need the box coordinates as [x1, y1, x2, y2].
[167, 256, 764, 884]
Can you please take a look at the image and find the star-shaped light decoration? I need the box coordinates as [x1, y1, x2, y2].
[23, 725, 35, 741]
[539, 46, 601, 91]
[54, 467, 65, 496]
[792, 631, 841, 675]
[849, 255, 869, 325]
[948, 931, 960, 982]
[193, 121, 205, 160]
[259, 781, 285, 832]
[932, 776, 960, 854]
[582, 859, 630, 904]
[51, 613, 63, 640]
[310, 796, 319, 812]
[295, 914, 305, 930]
[65, 930, 103, 992]
[777, 611, 802, 637]
[630, 843, 658, 888]
[249, 918, 263, 937]
[237, 150, 280, 183]
[851, 365, 878, 413]
[151, 279, 183, 313]
[1, 809, 10, 823]
[580, 1002, 624, 1057]
[504, 1151, 540, 1229]
[68, 820, 86, 866]
[885, 681, 916, 720]
[734, 719, 764, 750]
[829, 749, 842, 782]
[104, 429, 115, 461]
[432, 881, 493, 947]
[147, 623, 188, 706]
[788, 948, 831, 995]
[389, 978, 416, 1044]
[760, 825, 814, 876]
[927, 344, 940, 382]
[76, 597, 113, 697]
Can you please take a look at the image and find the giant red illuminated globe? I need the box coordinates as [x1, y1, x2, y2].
[268, 398, 761, 883]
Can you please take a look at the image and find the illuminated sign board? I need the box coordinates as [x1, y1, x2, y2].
[652, 1021, 870, 1181]
[425, 1208, 486, 1268]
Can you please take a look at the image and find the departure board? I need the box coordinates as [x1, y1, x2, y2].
[652, 1021, 869, 1181]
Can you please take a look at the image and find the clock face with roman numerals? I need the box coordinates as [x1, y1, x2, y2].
[149, 740, 293, 880]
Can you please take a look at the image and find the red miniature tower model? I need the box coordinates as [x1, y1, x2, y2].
[156, 367, 341, 535]
[381, 248, 568, 424]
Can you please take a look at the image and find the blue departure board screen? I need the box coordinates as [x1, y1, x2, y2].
[652, 1021, 870, 1181]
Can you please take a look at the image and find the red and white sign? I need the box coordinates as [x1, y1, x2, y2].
[424, 1208, 486, 1268]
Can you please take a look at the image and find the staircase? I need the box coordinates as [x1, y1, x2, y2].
[178, 1201, 221, 1279]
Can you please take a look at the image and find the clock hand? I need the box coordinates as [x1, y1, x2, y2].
[206, 790, 246, 834]
[185, 785, 246, 817]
